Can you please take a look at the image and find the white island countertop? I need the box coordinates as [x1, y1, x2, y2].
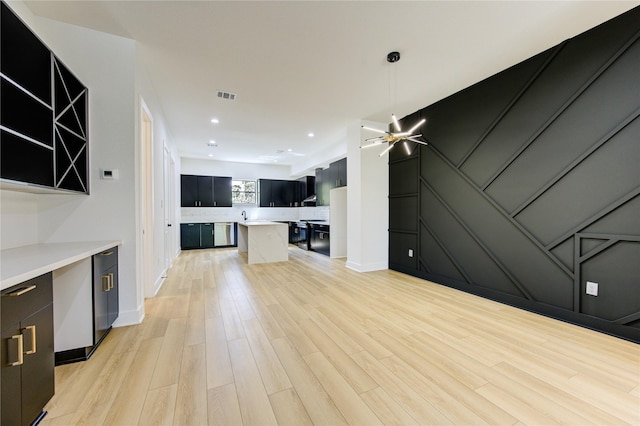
[237, 221, 288, 264]
[0, 240, 122, 290]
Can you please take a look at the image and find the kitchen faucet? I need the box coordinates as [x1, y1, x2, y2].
[241, 210, 247, 221]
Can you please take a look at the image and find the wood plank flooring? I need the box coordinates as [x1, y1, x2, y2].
[42, 247, 640, 425]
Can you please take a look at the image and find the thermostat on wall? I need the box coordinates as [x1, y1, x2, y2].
[101, 169, 119, 180]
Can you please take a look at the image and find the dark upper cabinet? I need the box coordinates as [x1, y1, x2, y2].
[1, 273, 55, 426]
[213, 177, 232, 207]
[331, 158, 347, 188]
[181, 175, 232, 207]
[259, 179, 299, 207]
[0, 3, 88, 193]
[315, 158, 347, 206]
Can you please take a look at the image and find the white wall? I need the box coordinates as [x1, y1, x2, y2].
[346, 120, 389, 272]
[135, 49, 180, 297]
[0, 2, 159, 326]
[0, 191, 39, 249]
[181, 157, 293, 180]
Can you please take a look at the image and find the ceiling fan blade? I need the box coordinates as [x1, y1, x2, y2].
[407, 118, 426, 134]
[378, 141, 396, 157]
[391, 114, 402, 132]
[361, 125, 387, 134]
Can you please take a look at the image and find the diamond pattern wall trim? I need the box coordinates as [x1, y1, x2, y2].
[388, 6, 640, 342]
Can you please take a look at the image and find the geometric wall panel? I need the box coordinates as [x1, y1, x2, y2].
[389, 6, 640, 342]
[0, 1, 88, 194]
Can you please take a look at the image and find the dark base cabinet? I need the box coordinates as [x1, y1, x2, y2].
[1, 273, 55, 426]
[55, 247, 119, 366]
[181, 223, 214, 249]
[310, 224, 330, 256]
[93, 247, 119, 346]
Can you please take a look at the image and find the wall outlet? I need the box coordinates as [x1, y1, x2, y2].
[408, 249, 414, 258]
[586, 281, 599, 296]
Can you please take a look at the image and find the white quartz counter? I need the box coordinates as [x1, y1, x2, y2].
[237, 222, 288, 264]
[0, 240, 122, 290]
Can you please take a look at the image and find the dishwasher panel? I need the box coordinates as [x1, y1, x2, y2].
[214, 222, 236, 247]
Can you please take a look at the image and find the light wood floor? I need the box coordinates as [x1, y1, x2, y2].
[43, 247, 639, 425]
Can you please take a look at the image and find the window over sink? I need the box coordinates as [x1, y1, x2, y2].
[232, 179, 256, 204]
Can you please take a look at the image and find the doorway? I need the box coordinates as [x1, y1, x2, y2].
[141, 100, 154, 298]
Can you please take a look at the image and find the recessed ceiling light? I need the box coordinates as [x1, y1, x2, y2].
[208, 154, 214, 157]
[287, 148, 293, 152]
[208, 140, 217, 147]
[210, 118, 219, 124]
[308, 132, 314, 138]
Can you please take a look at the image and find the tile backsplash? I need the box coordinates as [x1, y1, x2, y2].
[181, 205, 329, 223]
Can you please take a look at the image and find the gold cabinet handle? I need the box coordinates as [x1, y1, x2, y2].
[8, 334, 24, 366]
[102, 274, 110, 292]
[108, 272, 115, 290]
[4, 285, 36, 297]
[23, 325, 36, 355]
[99, 251, 114, 256]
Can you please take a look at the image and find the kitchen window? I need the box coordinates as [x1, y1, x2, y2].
[232, 179, 256, 204]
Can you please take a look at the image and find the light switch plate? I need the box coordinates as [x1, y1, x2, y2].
[408, 249, 414, 258]
[586, 281, 598, 296]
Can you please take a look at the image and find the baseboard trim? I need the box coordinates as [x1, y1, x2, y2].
[346, 260, 388, 273]
[113, 303, 144, 327]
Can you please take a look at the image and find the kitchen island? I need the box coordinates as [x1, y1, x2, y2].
[237, 221, 288, 264]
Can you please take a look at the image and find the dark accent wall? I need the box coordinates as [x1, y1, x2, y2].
[389, 6, 640, 342]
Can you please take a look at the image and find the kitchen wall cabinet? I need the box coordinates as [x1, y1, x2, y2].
[180, 223, 214, 249]
[180, 175, 232, 207]
[315, 158, 347, 206]
[259, 179, 299, 207]
[92, 248, 119, 346]
[1, 273, 55, 426]
[1, 2, 89, 193]
[329, 158, 347, 188]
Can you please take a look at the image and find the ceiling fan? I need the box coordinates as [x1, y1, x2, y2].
[361, 114, 428, 156]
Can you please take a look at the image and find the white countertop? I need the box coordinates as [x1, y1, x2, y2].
[0, 240, 122, 290]
[238, 221, 287, 226]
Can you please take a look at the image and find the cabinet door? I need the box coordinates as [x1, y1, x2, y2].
[213, 177, 232, 207]
[181, 175, 199, 207]
[258, 179, 272, 207]
[200, 223, 214, 248]
[281, 181, 297, 207]
[105, 264, 119, 328]
[1, 322, 22, 426]
[180, 224, 201, 249]
[93, 266, 110, 343]
[333, 158, 347, 187]
[21, 305, 55, 426]
[197, 176, 214, 207]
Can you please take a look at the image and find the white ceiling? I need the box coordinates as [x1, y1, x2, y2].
[24, 0, 639, 170]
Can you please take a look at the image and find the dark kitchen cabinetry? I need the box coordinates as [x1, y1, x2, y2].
[181, 175, 232, 207]
[259, 179, 299, 207]
[1, 2, 89, 193]
[1, 273, 55, 426]
[315, 158, 347, 206]
[330, 158, 347, 188]
[310, 224, 330, 256]
[181, 223, 214, 249]
[92, 247, 119, 346]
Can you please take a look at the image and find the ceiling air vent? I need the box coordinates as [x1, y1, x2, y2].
[217, 90, 237, 101]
